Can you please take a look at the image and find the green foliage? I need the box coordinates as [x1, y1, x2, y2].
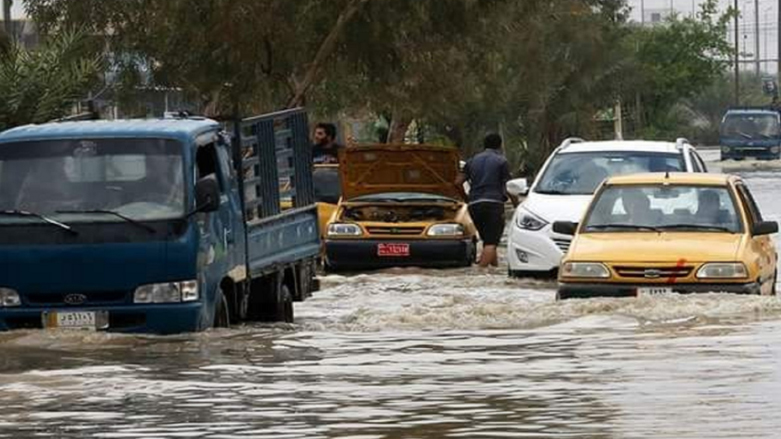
[0, 30, 102, 130]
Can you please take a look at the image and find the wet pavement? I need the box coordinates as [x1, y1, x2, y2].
[1, 150, 781, 438]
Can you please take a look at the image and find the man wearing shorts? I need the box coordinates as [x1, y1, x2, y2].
[457, 134, 517, 267]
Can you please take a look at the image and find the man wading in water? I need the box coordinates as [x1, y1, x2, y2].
[456, 134, 518, 267]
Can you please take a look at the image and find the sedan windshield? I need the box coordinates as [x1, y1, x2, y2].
[583, 185, 742, 233]
[0, 138, 185, 224]
[535, 152, 685, 195]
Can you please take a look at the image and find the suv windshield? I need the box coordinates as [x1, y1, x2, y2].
[0, 138, 185, 224]
[721, 113, 780, 140]
[583, 185, 742, 233]
[535, 151, 685, 195]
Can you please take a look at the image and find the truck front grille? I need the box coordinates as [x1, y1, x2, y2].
[25, 291, 129, 306]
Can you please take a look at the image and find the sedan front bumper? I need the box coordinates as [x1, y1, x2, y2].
[558, 282, 762, 299]
[325, 239, 475, 271]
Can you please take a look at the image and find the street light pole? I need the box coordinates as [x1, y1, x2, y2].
[734, 0, 740, 105]
[754, 0, 760, 75]
[2, 0, 12, 38]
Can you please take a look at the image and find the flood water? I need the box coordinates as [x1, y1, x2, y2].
[2, 150, 781, 439]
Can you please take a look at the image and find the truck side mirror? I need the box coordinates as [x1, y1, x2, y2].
[506, 178, 529, 197]
[553, 221, 578, 236]
[753, 221, 779, 236]
[195, 175, 221, 213]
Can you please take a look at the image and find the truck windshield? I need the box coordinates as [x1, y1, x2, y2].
[721, 113, 781, 140]
[535, 152, 685, 195]
[0, 138, 185, 224]
[583, 185, 742, 233]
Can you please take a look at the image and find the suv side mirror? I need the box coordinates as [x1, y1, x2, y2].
[195, 175, 221, 213]
[506, 178, 529, 197]
[553, 221, 578, 236]
[753, 221, 779, 236]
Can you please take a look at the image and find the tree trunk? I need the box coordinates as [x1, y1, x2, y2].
[287, 0, 369, 108]
[388, 117, 411, 143]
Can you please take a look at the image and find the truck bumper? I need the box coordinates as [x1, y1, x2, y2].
[558, 282, 762, 299]
[325, 239, 474, 270]
[721, 147, 780, 160]
[0, 303, 205, 334]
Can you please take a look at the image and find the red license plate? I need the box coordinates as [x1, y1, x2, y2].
[377, 243, 410, 257]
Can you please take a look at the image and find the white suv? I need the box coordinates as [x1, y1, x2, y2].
[505, 138, 708, 277]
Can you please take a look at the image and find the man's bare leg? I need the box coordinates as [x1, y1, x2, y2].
[479, 245, 498, 268]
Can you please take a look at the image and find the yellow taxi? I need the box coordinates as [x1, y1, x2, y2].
[324, 144, 477, 271]
[554, 173, 778, 299]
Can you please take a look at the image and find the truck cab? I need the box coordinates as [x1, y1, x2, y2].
[720, 108, 781, 161]
[0, 110, 320, 334]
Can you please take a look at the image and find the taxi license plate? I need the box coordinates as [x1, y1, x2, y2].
[378, 243, 410, 257]
[43, 311, 108, 330]
[637, 287, 674, 297]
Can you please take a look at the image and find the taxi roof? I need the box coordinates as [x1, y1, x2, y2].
[605, 172, 737, 186]
[559, 140, 683, 154]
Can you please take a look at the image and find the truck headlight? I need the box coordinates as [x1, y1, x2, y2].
[134, 281, 199, 304]
[427, 224, 464, 236]
[327, 223, 362, 236]
[516, 208, 548, 231]
[721, 146, 731, 154]
[772, 146, 780, 154]
[696, 263, 748, 279]
[561, 262, 610, 279]
[0, 288, 21, 307]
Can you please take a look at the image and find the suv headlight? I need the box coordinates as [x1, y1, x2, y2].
[134, 281, 199, 304]
[0, 288, 21, 307]
[561, 262, 610, 279]
[516, 207, 549, 231]
[327, 223, 362, 237]
[696, 263, 748, 279]
[427, 224, 464, 237]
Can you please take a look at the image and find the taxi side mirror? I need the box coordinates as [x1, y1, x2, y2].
[506, 178, 529, 197]
[553, 221, 578, 236]
[753, 221, 778, 236]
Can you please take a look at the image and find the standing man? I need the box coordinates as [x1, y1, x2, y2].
[312, 123, 343, 164]
[456, 133, 518, 268]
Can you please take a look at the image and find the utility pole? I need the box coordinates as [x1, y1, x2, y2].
[2, 0, 12, 38]
[754, 0, 760, 75]
[778, 0, 781, 91]
[734, 0, 740, 105]
[640, 0, 645, 24]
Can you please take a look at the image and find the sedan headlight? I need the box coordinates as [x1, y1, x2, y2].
[696, 263, 748, 279]
[561, 262, 610, 279]
[327, 223, 362, 237]
[516, 208, 549, 231]
[427, 224, 464, 237]
[134, 281, 199, 304]
[0, 288, 21, 307]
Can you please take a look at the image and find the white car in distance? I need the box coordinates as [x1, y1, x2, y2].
[505, 138, 708, 277]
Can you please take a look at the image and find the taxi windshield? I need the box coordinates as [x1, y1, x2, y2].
[583, 185, 742, 233]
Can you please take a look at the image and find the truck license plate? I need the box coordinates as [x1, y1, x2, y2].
[378, 243, 410, 257]
[43, 311, 108, 330]
[637, 287, 674, 297]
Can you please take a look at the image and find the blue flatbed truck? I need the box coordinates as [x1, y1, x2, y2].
[0, 108, 320, 333]
[719, 107, 781, 160]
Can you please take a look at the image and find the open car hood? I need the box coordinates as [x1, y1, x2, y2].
[340, 144, 462, 201]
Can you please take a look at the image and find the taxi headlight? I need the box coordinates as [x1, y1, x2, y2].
[0, 288, 21, 307]
[696, 263, 748, 279]
[134, 281, 199, 304]
[427, 224, 464, 237]
[327, 223, 362, 236]
[561, 262, 610, 279]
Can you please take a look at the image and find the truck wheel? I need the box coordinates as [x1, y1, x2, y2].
[296, 261, 316, 302]
[214, 288, 231, 328]
[275, 284, 294, 323]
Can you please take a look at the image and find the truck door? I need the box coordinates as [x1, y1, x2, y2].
[195, 141, 230, 285]
[215, 135, 247, 280]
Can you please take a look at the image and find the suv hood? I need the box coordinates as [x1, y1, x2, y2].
[521, 192, 594, 223]
[340, 144, 462, 201]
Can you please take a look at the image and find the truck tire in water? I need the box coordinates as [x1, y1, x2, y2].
[214, 287, 231, 328]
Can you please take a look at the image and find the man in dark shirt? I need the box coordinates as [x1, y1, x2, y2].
[456, 133, 517, 268]
[312, 123, 343, 164]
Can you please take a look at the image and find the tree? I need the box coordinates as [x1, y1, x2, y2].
[0, 30, 102, 130]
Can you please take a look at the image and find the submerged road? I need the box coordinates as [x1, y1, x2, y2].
[1, 152, 781, 438]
